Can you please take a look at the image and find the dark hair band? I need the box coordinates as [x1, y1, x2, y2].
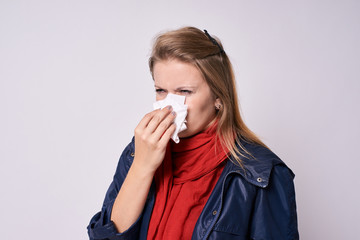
[204, 29, 225, 54]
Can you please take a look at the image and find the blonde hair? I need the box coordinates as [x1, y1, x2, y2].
[149, 27, 267, 165]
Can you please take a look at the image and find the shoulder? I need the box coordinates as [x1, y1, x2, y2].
[113, 137, 135, 181]
[226, 141, 295, 189]
[209, 142, 299, 239]
[120, 137, 135, 162]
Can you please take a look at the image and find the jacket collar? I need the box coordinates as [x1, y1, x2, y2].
[224, 141, 290, 188]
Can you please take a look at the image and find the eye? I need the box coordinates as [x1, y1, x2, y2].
[179, 90, 192, 95]
[155, 88, 166, 94]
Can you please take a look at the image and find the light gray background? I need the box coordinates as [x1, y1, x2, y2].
[1, 0, 359, 239]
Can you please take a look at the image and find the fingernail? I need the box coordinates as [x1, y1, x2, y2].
[171, 111, 176, 116]
[167, 105, 172, 110]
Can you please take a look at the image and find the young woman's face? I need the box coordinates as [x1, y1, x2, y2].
[153, 59, 218, 138]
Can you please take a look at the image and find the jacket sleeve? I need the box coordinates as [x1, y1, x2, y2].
[87, 139, 143, 240]
[250, 165, 299, 240]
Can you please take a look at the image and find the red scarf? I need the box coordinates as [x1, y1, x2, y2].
[147, 123, 228, 240]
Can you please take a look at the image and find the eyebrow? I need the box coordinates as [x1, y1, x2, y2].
[154, 85, 196, 90]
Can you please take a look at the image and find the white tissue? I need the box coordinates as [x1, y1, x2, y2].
[153, 93, 188, 143]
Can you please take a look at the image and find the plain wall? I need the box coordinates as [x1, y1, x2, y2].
[1, 0, 359, 239]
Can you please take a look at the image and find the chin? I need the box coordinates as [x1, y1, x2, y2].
[178, 130, 193, 139]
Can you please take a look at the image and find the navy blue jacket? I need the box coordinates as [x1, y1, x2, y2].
[88, 138, 299, 239]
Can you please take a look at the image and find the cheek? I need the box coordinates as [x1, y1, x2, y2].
[185, 98, 209, 120]
[184, 99, 194, 116]
[156, 93, 167, 101]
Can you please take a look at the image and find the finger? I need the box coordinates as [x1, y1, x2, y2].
[158, 122, 176, 147]
[152, 110, 176, 141]
[145, 106, 173, 134]
[136, 109, 160, 130]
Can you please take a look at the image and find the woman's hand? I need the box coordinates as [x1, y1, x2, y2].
[110, 106, 176, 232]
[132, 106, 176, 175]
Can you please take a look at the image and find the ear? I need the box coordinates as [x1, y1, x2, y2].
[214, 98, 222, 110]
[215, 98, 221, 105]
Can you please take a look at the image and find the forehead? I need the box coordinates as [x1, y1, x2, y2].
[153, 59, 205, 87]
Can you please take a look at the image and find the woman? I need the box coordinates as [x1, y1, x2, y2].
[87, 27, 299, 240]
